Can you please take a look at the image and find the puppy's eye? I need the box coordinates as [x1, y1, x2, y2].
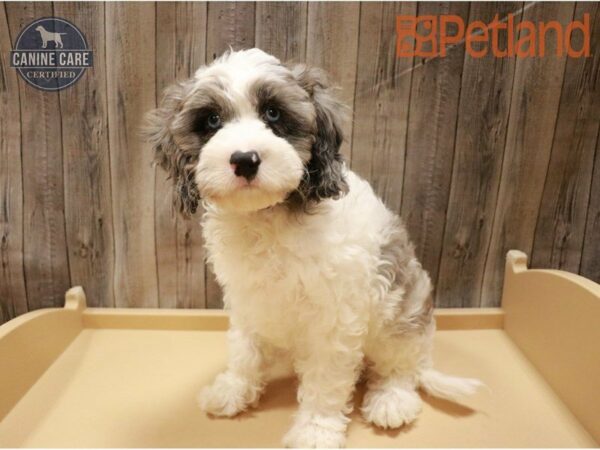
[207, 113, 221, 130]
[265, 106, 280, 123]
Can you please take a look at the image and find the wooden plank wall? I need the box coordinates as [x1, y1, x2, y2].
[1, 1, 599, 322]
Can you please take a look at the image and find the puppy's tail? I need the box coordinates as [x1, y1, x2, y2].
[418, 368, 483, 403]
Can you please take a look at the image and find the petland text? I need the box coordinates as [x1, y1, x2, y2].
[397, 14, 590, 58]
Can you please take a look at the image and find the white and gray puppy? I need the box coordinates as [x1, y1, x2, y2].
[144, 48, 480, 448]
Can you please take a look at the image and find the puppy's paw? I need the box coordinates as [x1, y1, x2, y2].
[282, 412, 347, 448]
[361, 386, 422, 429]
[197, 371, 261, 417]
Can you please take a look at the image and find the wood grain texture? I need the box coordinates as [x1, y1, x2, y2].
[255, 2, 307, 62]
[2, 2, 600, 322]
[352, 2, 415, 213]
[106, 2, 158, 308]
[581, 133, 600, 283]
[206, 2, 255, 62]
[307, 2, 359, 161]
[154, 2, 207, 309]
[531, 3, 600, 274]
[0, 2, 28, 320]
[400, 2, 470, 285]
[56, 2, 115, 308]
[482, 2, 576, 306]
[7, 3, 71, 310]
[436, 2, 521, 307]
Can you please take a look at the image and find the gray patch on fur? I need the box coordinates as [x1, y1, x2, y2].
[285, 65, 350, 210]
[377, 216, 434, 334]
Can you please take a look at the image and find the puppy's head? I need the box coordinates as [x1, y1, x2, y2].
[143, 48, 348, 215]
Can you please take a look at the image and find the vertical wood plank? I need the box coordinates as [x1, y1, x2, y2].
[581, 134, 600, 283]
[155, 2, 208, 309]
[205, 2, 256, 308]
[436, 2, 521, 307]
[482, 2, 576, 306]
[6, 3, 71, 310]
[351, 2, 415, 211]
[531, 3, 600, 274]
[0, 2, 28, 322]
[55, 1, 115, 308]
[306, 2, 359, 161]
[255, 2, 307, 62]
[206, 2, 255, 62]
[154, 3, 179, 309]
[106, 2, 158, 308]
[400, 2, 470, 285]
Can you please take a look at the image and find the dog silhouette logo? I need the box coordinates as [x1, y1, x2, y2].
[35, 25, 67, 48]
[10, 17, 93, 91]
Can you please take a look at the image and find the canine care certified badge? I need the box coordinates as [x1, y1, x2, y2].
[10, 17, 93, 91]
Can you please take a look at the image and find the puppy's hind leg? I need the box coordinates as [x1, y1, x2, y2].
[362, 267, 435, 429]
[362, 327, 432, 429]
[363, 270, 481, 429]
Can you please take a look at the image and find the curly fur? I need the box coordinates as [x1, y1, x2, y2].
[144, 48, 481, 448]
[142, 79, 203, 215]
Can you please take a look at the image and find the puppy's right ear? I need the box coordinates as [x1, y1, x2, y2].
[142, 80, 200, 216]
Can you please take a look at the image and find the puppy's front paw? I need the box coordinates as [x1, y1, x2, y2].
[361, 386, 422, 429]
[197, 371, 261, 417]
[282, 412, 347, 448]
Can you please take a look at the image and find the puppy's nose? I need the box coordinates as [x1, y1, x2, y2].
[230, 150, 261, 181]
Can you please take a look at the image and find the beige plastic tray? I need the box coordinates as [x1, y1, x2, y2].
[1, 250, 599, 448]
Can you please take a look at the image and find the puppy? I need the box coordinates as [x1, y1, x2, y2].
[144, 48, 480, 448]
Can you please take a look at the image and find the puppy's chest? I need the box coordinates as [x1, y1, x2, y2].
[210, 219, 314, 285]
[240, 234, 297, 276]
[207, 219, 320, 340]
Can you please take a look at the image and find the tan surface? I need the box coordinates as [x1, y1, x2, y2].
[0, 288, 84, 421]
[503, 250, 600, 444]
[1, 251, 599, 447]
[0, 325, 595, 446]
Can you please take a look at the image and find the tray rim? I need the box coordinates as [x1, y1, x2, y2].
[3, 250, 600, 337]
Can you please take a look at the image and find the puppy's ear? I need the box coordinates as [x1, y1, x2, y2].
[290, 65, 349, 203]
[142, 79, 200, 216]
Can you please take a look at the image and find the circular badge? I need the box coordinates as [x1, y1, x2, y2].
[10, 17, 93, 91]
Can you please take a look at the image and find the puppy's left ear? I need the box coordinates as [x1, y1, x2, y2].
[290, 65, 349, 202]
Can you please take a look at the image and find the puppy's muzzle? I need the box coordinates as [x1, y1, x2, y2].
[230, 150, 261, 181]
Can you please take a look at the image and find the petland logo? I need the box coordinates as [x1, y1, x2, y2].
[397, 14, 591, 58]
[10, 17, 93, 91]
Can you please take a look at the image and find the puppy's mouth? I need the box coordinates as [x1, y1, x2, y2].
[206, 187, 291, 213]
[231, 174, 260, 189]
[196, 170, 296, 213]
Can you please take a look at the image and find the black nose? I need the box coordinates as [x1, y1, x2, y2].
[230, 150, 261, 180]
